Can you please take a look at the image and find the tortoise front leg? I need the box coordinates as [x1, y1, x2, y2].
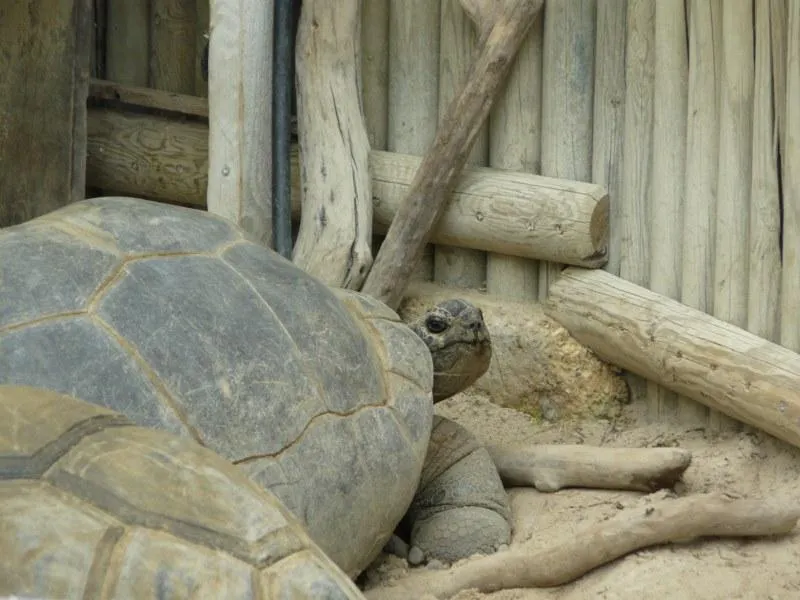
[402, 416, 511, 565]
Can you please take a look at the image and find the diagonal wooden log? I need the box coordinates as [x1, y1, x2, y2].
[360, 0, 545, 309]
[365, 492, 800, 599]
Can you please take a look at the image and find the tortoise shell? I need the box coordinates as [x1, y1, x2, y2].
[0, 197, 434, 576]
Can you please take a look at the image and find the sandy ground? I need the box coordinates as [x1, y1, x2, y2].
[362, 392, 800, 600]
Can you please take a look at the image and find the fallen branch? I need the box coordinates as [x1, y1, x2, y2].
[364, 492, 800, 599]
[488, 445, 692, 493]
[360, 0, 545, 309]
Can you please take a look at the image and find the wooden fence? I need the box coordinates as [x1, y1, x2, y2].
[85, 0, 799, 428]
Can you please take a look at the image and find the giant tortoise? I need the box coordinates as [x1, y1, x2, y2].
[0, 197, 510, 581]
[0, 385, 365, 599]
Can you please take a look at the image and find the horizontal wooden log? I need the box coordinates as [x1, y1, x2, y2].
[544, 268, 800, 449]
[85, 95, 608, 267]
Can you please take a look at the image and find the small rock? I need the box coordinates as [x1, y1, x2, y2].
[496, 544, 509, 553]
[408, 546, 425, 566]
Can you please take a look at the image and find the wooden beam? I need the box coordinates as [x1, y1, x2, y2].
[545, 268, 800, 450]
[85, 102, 608, 268]
[206, 0, 273, 245]
[0, 0, 92, 227]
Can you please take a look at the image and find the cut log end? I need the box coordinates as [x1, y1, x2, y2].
[590, 194, 610, 259]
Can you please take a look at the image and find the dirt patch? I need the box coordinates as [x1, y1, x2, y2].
[363, 392, 800, 599]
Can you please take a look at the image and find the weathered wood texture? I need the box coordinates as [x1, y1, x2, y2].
[361, 0, 545, 309]
[84, 99, 608, 267]
[150, 0, 196, 93]
[206, 0, 273, 245]
[386, 0, 442, 282]
[106, 0, 149, 85]
[592, 0, 627, 278]
[485, 14, 543, 301]
[361, 0, 389, 150]
[619, 0, 654, 288]
[648, 0, 687, 419]
[782, 0, 800, 351]
[748, 0, 781, 343]
[546, 268, 800, 450]
[434, 0, 488, 290]
[538, 0, 596, 299]
[0, 0, 92, 227]
[714, 0, 753, 331]
[293, 0, 372, 288]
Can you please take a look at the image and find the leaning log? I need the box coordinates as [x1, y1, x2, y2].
[545, 267, 800, 449]
[85, 96, 608, 268]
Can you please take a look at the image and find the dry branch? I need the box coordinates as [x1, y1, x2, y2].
[488, 445, 691, 493]
[293, 0, 373, 289]
[545, 268, 800, 449]
[364, 492, 800, 599]
[360, 0, 545, 309]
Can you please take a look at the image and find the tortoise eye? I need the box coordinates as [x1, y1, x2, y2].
[426, 315, 448, 333]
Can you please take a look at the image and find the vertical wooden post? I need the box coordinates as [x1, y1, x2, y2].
[747, 0, 781, 343]
[539, 0, 596, 299]
[680, 0, 720, 425]
[207, 0, 274, 245]
[387, 0, 442, 282]
[618, 0, 655, 408]
[361, 0, 390, 151]
[0, 0, 93, 226]
[781, 0, 800, 351]
[106, 0, 150, 85]
[434, 0, 488, 290]
[648, 0, 687, 419]
[592, 0, 627, 279]
[486, 17, 543, 301]
[150, 0, 197, 93]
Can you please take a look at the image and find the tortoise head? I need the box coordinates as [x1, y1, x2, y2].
[408, 299, 492, 402]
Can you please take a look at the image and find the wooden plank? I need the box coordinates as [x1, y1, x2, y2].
[150, 0, 196, 93]
[486, 17, 543, 301]
[711, 0, 753, 444]
[206, 0, 273, 245]
[545, 267, 800, 451]
[0, 0, 93, 227]
[434, 0, 488, 290]
[106, 0, 149, 85]
[361, 0, 390, 150]
[195, 0, 210, 97]
[539, 0, 596, 299]
[387, 0, 441, 281]
[770, 0, 787, 163]
[648, 0, 688, 419]
[782, 0, 800, 350]
[85, 104, 608, 267]
[618, 0, 655, 409]
[747, 0, 781, 343]
[592, 0, 627, 278]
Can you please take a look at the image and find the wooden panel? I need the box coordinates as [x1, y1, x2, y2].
[0, 0, 92, 226]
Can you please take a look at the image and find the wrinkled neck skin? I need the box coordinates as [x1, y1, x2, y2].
[408, 299, 492, 402]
